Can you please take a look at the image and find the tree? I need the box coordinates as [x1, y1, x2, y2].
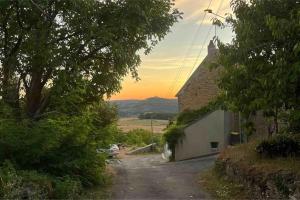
[0, 0, 181, 118]
[216, 0, 300, 134]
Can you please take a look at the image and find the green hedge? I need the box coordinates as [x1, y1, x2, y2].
[256, 134, 300, 158]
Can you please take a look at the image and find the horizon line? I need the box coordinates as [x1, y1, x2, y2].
[108, 96, 177, 101]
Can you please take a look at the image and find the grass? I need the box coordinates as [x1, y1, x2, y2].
[200, 169, 248, 200]
[201, 139, 300, 200]
[117, 117, 169, 133]
[82, 185, 111, 199]
[219, 140, 300, 175]
[81, 166, 115, 199]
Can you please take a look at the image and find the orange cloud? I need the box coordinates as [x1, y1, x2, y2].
[111, 0, 233, 100]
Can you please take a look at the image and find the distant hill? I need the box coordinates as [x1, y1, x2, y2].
[110, 97, 178, 117]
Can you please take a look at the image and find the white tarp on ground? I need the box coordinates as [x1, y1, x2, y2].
[162, 143, 172, 160]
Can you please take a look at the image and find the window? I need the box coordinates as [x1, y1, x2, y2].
[210, 142, 219, 152]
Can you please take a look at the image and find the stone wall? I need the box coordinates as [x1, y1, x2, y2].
[176, 40, 220, 112]
[177, 62, 220, 112]
[216, 158, 300, 199]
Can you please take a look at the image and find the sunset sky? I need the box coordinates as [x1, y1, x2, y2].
[111, 0, 234, 100]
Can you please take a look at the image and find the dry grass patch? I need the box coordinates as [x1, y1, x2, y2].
[200, 169, 248, 200]
[201, 140, 300, 199]
[219, 141, 300, 175]
[117, 117, 169, 133]
[81, 166, 115, 199]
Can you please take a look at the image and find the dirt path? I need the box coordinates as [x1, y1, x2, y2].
[111, 154, 216, 200]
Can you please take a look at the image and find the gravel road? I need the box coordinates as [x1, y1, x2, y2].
[111, 154, 216, 200]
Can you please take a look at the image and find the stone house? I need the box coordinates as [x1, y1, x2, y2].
[176, 40, 220, 112]
[174, 41, 268, 161]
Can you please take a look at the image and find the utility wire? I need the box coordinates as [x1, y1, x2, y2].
[181, 0, 225, 85]
[167, 0, 214, 97]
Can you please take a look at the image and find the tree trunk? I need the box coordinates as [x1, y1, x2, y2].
[25, 72, 44, 118]
[2, 61, 21, 114]
[274, 108, 279, 134]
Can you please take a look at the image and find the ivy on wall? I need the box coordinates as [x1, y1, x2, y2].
[163, 98, 225, 160]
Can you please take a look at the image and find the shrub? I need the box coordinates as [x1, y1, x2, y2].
[124, 129, 162, 147]
[176, 99, 225, 125]
[52, 176, 82, 199]
[176, 107, 213, 126]
[256, 134, 300, 157]
[0, 100, 118, 197]
[19, 170, 54, 199]
[0, 162, 49, 199]
[163, 125, 185, 161]
[0, 161, 22, 199]
[287, 110, 300, 133]
[0, 116, 107, 187]
[0, 161, 83, 199]
[100, 124, 126, 147]
[138, 112, 176, 120]
[214, 160, 226, 176]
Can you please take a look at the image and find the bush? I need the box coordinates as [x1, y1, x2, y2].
[19, 170, 54, 199]
[107, 128, 164, 152]
[214, 160, 226, 177]
[0, 161, 23, 199]
[52, 176, 82, 199]
[0, 161, 82, 199]
[138, 112, 176, 120]
[124, 129, 162, 147]
[0, 100, 118, 198]
[0, 116, 107, 186]
[176, 99, 225, 125]
[163, 125, 185, 161]
[286, 110, 300, 133]
[256, 134, 300, 157]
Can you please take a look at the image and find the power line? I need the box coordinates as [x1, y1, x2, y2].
[178, 0, 225, 88]
[167, 0, 214, 97]
[186, 25, 214, 79]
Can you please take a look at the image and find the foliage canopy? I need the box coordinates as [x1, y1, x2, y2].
[0, 0, 181, 197]
[217, 0, 300, 133]
[0, 0, 181, 118]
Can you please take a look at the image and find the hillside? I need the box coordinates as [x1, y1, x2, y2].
[110, 97, 178, 117]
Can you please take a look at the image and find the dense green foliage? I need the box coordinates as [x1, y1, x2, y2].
[217, 0, 300, 134]
[0, 102, 116, 196]
[112, 128, 163, 148]
[163, 125, 185, 161]
[124, 129, 162, 147]
[0, 0, 180, 198]
[280, 110, 300, 133]
[0, 161, 82, 199]
[200, 167, 248, 200]
[256, 134, 300, 158]
[0, 0, 181, 118]
[176, 99, 225, 125]
[138, 112, 176, 120]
